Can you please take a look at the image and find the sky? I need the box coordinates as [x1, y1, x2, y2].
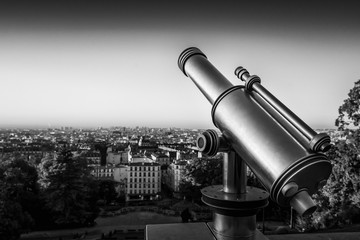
[0, 1, 359, 129]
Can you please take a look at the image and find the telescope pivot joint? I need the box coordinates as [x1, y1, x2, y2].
[197, 129, 230, 157]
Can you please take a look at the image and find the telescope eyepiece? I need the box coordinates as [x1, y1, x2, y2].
[197, 129, 231, 157]
[234, 66, 249, 81]
[196, 129, 219, 157]
[290, 190, 317, 216]
[234, 66, 261, 91]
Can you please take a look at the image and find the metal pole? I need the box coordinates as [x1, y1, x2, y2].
[223, 151, 247, 194]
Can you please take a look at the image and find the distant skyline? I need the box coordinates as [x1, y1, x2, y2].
[1, 1, 359, 130]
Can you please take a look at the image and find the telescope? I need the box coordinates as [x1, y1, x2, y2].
[146, 47, 332, 240]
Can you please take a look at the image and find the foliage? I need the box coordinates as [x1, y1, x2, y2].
[178, 180, 202, 202]
[306, 136, 360, 230]
[97, 179, 117, 205]
[40, 147, 100, 227]
[301, 80, 360, 230]
[0, 157, 39, 239]
[37, 154, 56, 188]
[94, 143, 108, 166]
[185, 157, 223, 187]
[178, 157, 222, 202]
[335, 80, 360, 131]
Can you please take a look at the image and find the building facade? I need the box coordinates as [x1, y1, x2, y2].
[126, 162, 161, 201]
[107, 146, 131, 165]
[91, 165, 114, 180]
[156, 154, 171, 165]
[167, 160, 187, 192]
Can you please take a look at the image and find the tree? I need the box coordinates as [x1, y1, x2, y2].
[184, 157, 223, 187]
[299, 80, 360, 230]
[97, 180, 117, 205]
[94, 143, 108, 166]
[335, 80, 360, 131]
[41, 147, 99, 227]
[178, 157, 222, 203]
[178, 180, 202, 202]
[0, 157, 40, 239]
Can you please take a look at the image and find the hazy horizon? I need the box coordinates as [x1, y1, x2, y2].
[1, 1, 359, 130]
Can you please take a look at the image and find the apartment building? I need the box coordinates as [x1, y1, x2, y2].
[83, 151, 101, 166]
[126, 162, 161, 201]
[107, 146, 131, 164]
[91, 165, 114, 180]
[167, 160, 187, 192]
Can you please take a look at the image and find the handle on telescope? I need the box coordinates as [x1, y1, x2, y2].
[235, 66, 331, 153]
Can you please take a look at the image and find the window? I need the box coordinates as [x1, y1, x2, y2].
[134, 184, 137, 188]
[139, 172, 141, 177]
[130, 172, 132, 177]
[135, 172, 137, 177]
[148, 172, 150, 177]
[152, 184, 155, 188]
[153, 172, 155, 177]
[139, 178, 142, 182]
[130, 184, 132, 188]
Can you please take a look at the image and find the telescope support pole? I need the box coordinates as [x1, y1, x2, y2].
[200, 135, 269, 240]
[210, 151, 266, 240]
[223, 151, 247, 194]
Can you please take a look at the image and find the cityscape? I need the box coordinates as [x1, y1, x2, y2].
[0, 126, 203, 201]
[0, 125, 348, 238]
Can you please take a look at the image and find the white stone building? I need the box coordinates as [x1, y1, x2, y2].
[126, 162, 161, 201]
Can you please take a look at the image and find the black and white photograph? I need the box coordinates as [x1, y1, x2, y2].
[0, 1, 359, 240]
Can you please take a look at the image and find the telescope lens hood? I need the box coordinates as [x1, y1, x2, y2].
[178, 47, 207, 76]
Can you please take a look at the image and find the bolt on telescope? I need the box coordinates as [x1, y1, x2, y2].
[178, 47, 332, 216]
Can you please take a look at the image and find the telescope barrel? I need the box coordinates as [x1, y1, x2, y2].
[178, 47, 233, 104]
[178, 47, 332, 216]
